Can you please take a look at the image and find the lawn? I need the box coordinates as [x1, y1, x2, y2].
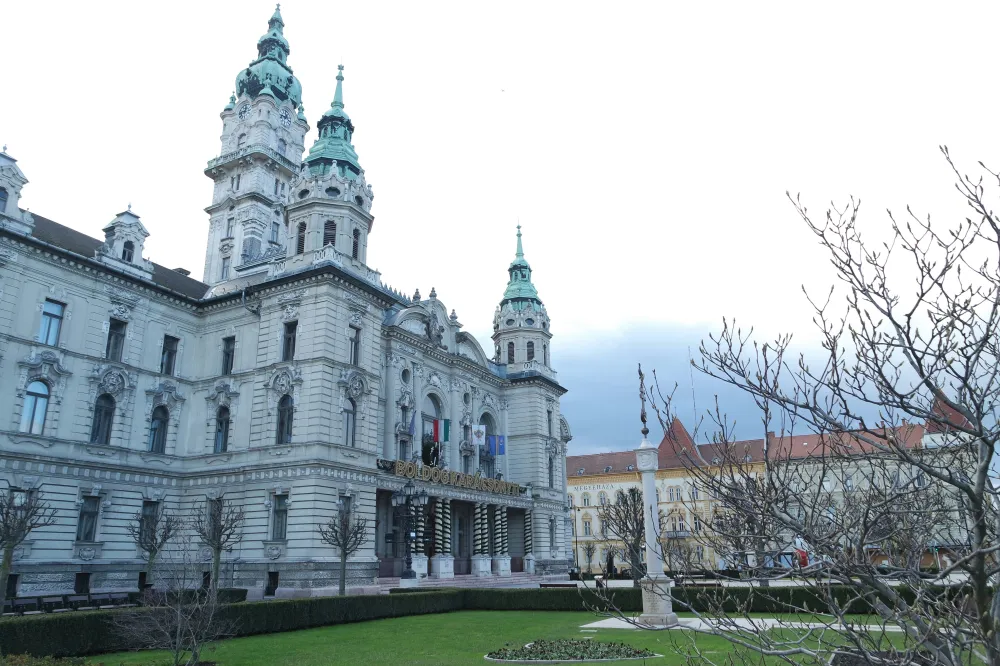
[88, 611, 737, 665]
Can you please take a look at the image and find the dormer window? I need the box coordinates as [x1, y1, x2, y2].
[603, 466, 612, 473]
[121, 241, 134, 263]
[577, 468, 585, 475]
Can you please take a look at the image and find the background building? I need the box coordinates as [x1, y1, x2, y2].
[0, 7, 571, 599]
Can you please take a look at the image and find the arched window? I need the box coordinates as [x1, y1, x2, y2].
[90, 394, 115, 445]
[276, 395, 293, 444]
[323, 220, 337, 246]
[507, 342, 515, 364]
[0, 187, 7, 212]
[214, 406, 231, 453]
[278, 139, 287, 155]
[148, 406, 169, 453]
[543, 344, 548, 366]
[548, 456, 555, 488]
[582, 493, 591, 507]
[237, 133, 247, 148]
[296, 222, 306, 255]
[19, 381, 49, 435]
[121, 241, 134, 263]
[526, 341, 534, 362]
[352, 229, 360, 259]
[344, 398, 356, 447]
[598, 492, 608, 506]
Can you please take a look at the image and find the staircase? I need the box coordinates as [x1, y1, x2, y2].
[377, 572, 569, 593]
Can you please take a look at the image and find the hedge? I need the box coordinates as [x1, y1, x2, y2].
[0, 585, 973, 658]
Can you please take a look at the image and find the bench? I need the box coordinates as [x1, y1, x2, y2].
[40, 596, 65, 612]
[539, 583, 578, 588]
[66, 594, 91, 610]
[12, 598, 39, 615]
[90, 593, 114, 608]
[109, 592, 132, 606]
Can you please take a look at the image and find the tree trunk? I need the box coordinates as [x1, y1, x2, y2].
[211, 547, 222, 599]
[0, 543, 13, 601]
[146, 550, 158, 589]
[339, 543, 347, 596]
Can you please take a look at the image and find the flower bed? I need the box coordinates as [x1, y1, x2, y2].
[485, 639, 658, 663]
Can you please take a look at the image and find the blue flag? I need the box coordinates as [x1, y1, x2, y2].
[487, 436, 496, 455]
[498, 435, 506, 455]
[408, 410, 416, 436]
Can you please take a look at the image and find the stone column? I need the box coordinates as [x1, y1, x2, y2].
[492, 505, 512, 576]
[501, 400, 510, 481]
[383, 352, 397, 459]
[449, 380, 463, 471]
[411, 363, 424, 461]
[411, 504, 428, 578]
[636, 431, 677, 626]
[472, 502, 492, 577]
[430, 497, 454, 579]
[524, 508, 535, 574]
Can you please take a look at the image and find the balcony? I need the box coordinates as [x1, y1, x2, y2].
[206, 143, 299, 174]
[662, 530, 691, 539]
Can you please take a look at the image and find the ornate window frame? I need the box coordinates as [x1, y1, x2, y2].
[262, 485, 293, 560]
[263, 366, 302, 448]
[206, 382, 239, 455]
[86, 364, 137, 449]
[73, 482, 111, 561]
[143, 381, 186, 457]
[14, 350, 71, 436]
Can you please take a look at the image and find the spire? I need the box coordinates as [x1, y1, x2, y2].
[234, 6, 303, 108]
[270, 3, 284, 27]
[304, 65, 363, 179]
[515, 224, 525, 261]
[502, 225, 540, 305]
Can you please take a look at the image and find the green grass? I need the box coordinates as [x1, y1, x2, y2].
[87, 611, 737, 665]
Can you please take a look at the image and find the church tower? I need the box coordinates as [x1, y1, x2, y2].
[202, 5, 309, 286]
[283, 65, 375, 268]
[492, 226, 552, 370]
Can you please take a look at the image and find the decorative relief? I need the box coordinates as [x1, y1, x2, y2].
[280, 304, 298, 321]
[265, 367, 302, 408]
[77, 546, 97, 561]
[401, 318, 426, 337]
[427, 372, 443, 389]
[17, 350, 71, 402]
[266, 545, 283, 560]
[482, 393, 499, 411]
[343, 291, 372, 312]
[349, 310, 363, 326]
[393, 343, 418, 357]
[396, 388, 414, 410]
[206, 382, 240, 411]
[144, 381, 186, 421]
[0, 243, 17, 266]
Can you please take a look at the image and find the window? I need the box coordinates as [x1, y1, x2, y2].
[74, 573, 91, 595]
[690, 485, 700, 501]
[549, 518, 556, 550]
[272, 494, 288, 540]
[282, 321, 297, 361]
[507, 342, 515, 364]
[276, 395, 293, 444]
[90, 394, 115, 445]
[106, 319, 127, 361]
[568, 495, 574, 506]
[271, 221, 280, 243]
[582, 493, 590, 507]
[6, 573, 18, 598]
[543, 344, 548, 366]
[226, 217, 235, 238]
[236, 174, 241, 190]
[0, 188, 7, 212]
[160, 335, 179, 375]
[76, 496, 100, 541]
[844, 474, 854, 491]
[215, 407, 231, 453]
[352, 229, 360, 259]
[265, 571, 279, 597]
[527, 341, 534, 361]
[349, 326, 361, 365]
[695, 545, 704, 562]
[19, 381, 49, 435]
[583, 520, 592, 536]
[274, 178, 280, 196]
[547, 410, 553, 437]
[237, 133, 247, 148]
[121, 241, 134, 263]
[296, 222, 306, 254]
[278, 139, 287, 155]
[221, 336, 236, 374]
[140, 501, 158, 543]
[39, 299, 65, 346]
[599, 492, 608, 505]
[220, 257, 231, 280]
[344, 398, 357, 447]
[668, 487, 676, 502]
[148, 406, 169, 453]
[694, 514, 703, 532]
[323, 220, 337, 246]
[548, 456, 555, 488]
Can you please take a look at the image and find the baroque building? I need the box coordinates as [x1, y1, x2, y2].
[0, 7, 571, 598]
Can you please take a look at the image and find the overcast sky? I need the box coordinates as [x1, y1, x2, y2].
[4, 1, 998, 454]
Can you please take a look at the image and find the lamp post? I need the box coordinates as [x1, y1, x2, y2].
[392, 480, 429, 581]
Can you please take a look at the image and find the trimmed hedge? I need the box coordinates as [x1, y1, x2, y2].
[0, 584, 974, 657]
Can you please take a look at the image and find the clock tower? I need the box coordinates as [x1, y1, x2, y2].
[202, 5, 309, 287]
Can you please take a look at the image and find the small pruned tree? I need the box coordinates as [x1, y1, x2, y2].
[191, 496, 244, 599]
[0, 487, 55, 600]
[583, 542, 597, 574]
[318, 501, 369, 596]
[125, 503, 179, 590]
[597, 488, 646, 587]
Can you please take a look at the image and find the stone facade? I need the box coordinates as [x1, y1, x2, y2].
[0, 8, 570, 598]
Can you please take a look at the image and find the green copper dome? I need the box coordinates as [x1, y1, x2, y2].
[501, 225, 541, 308]
[305, 65, 363, 180]
[235, 5, 303, 108]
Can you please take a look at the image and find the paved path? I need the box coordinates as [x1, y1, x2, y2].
[581, 617, 903, 632]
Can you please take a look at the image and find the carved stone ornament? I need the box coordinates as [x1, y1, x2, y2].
[105, 285, 141, 307]
[90, 364, 136, 401]
[266, 545, 283, 560]
[110, 303, 132, 321]
[348, 373, 365, 399]
[77, 546, 97, 561]
[12, 546, 25, 561]
[349, 310, 363, 326]
[428, 372, 443, 389]
[266, 367, 302, 408]
[277, 289, 305, 305]
[482, 393, 499, 410]
[280, 304, 298, 321]
[343, 290, 372, 312]
[397, 388, 414, 410]
[145, 381, 186, 420]
[199, 547, 213, 562]
[460, 410, 473, 427]
[17, 350, 72, 402]
[207, 382, 240, 409]
[545, 440, 559, 458]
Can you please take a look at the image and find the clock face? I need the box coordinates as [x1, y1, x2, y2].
[238, 103, 251, 120]
[279, 108, 292, 128]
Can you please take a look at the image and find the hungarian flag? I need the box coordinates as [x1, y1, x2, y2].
[430, 419, 450, 443]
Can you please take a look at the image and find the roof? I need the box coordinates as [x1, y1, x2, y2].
[27, 214, 210, 299]
[926, 397, 973, 434]
[567, 417, 925, 479]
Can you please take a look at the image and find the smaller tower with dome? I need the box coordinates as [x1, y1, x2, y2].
[493, 226, 552, 370]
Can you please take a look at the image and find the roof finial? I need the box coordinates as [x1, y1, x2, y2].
[333, 64, 345, 110]
[638, 363, 649, 438]
[127, 203, 132, 212]
[1, 145, 6, 154]
[515, 224, 524, 259]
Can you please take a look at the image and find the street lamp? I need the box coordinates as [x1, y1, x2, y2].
[392, 481, 430, 580]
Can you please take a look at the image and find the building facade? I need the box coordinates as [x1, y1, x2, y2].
[0, 7, 571, 598]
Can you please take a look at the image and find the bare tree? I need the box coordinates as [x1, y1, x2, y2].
[114, 534, 236, 666]
[592, 148, 1000, 666]
[0, 487, 55, 600]
[582, 542, 597, 574]
[125, 503, 179, 590]
[191, 496, 244, 599]
[597, 488, 646, 587]
[318, 503, 369, 596]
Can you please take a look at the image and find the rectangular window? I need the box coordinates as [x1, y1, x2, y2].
[226, 217, 235, 238]
[583, 522, 591, 536]
[140, 500, 158, 543]
[106, 319, 127, 362]
[274, 178, 280, 196]
[349, 326, 361, 365]
[547, 410, 553, 437]
[220, 257, 231, 281]
[39, 299, 65, 346]
[160, 335, 179, 375]
[272, 494, 288, 540]
[6, 573, 18, 598]
[74, 573, 91, 595]
[221, 336, 236, 374]
[270, 222, 280, 243]
[235, 174, 241, 190]
[282, 321, 297, 361]
[76, 496, 100, 542]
